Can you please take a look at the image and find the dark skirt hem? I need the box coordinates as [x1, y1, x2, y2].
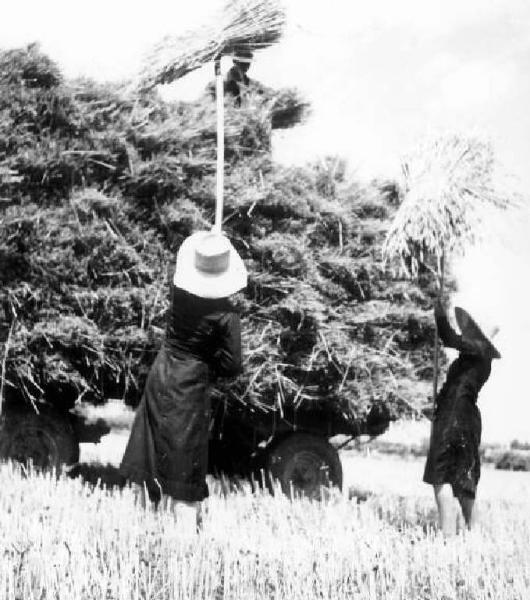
[423, 435, 480, 500]
[119, 463, 209, 503]
[422, 475, 477, 499]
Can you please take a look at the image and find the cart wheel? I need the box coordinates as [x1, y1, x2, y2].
[266, 433, 343, 499]
[0, 410, 79, 470]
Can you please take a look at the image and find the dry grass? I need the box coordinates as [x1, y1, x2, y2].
[140, 0, 286, 88]
[1, 452, 529, 599]
[383, 134, 519, 277]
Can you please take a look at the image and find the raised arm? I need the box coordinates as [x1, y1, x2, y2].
[212, 312, 242, 378]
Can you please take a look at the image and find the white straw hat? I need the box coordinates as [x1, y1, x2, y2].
[173, 231, 247, 299]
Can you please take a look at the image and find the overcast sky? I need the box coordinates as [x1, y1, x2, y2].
[3, 0, 530, 184]
[1, 0, 529, 441]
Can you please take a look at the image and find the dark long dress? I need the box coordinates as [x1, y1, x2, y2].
[423, 311, 493, 499]
[119, 286, 241, 503]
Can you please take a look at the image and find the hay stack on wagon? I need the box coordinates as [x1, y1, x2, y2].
[1, 44, 437, 426]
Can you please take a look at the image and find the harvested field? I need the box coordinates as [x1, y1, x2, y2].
[1, 452, 528, 599]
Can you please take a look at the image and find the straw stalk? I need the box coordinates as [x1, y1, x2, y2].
[383, 133, 519, 399]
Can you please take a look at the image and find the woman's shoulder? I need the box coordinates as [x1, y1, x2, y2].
[171, 286, 238, 315]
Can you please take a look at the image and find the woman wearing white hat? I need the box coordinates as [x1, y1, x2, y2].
[119, 230, 247, 532]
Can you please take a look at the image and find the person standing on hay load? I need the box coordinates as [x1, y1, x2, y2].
[119, 230, 247, 534]
[423, 298, 501, 536]
[224, 47, 253, 106]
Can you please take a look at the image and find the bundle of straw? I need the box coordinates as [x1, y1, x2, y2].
[382, 133, 518, 401]
[138, 0, 285, 231]
[140, 0, 286, 89]
[382, 134, 517, 278]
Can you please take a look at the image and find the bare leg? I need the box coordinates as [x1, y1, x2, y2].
[196, 501, 205, 531]
[131, 483, 151, 510]
[433, 484, 457, 536]
[457, 495, 476, 530]
[171, 500, 201, 536]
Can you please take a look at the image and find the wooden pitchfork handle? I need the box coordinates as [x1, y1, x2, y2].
[432, 251, 445, 409]
[214, 55, 224, 233]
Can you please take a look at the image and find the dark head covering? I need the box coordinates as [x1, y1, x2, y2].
[232, 46, 253, 64]
[455, 307, 501, 359]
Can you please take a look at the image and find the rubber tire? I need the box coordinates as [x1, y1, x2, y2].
[0, 410, 80, 470]
[266, 433, 343, 499]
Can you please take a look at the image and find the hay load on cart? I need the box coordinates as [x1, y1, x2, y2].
[1, 34, 439, 496]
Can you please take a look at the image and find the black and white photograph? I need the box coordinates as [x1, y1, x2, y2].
[0, 0, 529, 598]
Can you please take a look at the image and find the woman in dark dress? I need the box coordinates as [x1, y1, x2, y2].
[424, 299, 501, 535]
[119, 230, 247, 531]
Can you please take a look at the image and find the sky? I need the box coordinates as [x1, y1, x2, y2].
[1, 0, 529, 441]
[3, 0, 530, 182]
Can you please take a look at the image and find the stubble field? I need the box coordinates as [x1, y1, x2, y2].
[1, 437, 529, 600]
